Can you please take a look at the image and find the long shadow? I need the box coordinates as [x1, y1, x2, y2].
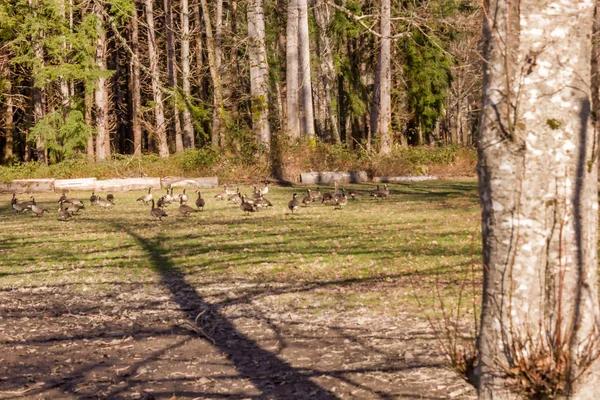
[111, 220, 338, 399]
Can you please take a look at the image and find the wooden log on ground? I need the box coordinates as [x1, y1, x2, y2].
[300, 171, 368, 185]
[373, 176, 438, 183]
[161, 176, 218, 189]
[95, 178, 162, 192]
[54, 178, 97, 192]
[1, 179, 56, 193]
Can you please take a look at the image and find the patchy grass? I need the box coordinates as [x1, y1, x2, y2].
[1, 180, 481, 311]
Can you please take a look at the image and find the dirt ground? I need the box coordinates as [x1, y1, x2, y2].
[0, 278, 476, 400]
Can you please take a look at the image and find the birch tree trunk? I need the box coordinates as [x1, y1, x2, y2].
[312, 0, 340, 144]
[181, 0, 195, 148]
[247, 0, 271, 148]
[145, 0, 169, 157]
[200, 0, 225, 147]
[376, 0, 391, 154]
[164, 0, 184, 153]
[476, 1, 600, 398]
[94, 2, 111, 160]
[130, 3, 143, 155]
[286, 0, 300, 138]
[297, 0, 315, 138]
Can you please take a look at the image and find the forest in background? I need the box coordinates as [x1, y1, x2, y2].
[0, 0, 481, 168]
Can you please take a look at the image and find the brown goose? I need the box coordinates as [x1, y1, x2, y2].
[137, 187, 153, 204]
[31, 200, 47, 217]
[348, 189, 358, 200]
[58, 192, 67, 203]
[65, 197, 84, 207]
[228, 189, 242, 204]
[179, 197, 197, 216]
[106, 193, 115, 203]
[195, 190, 205, 211]
[90, 191, 98, 205]
[20, 196, 35, 209]
[371, 184, 389, 199]
[67, 202, 85, 214]
[150, 199, 167, 220]
[97, 197, 114, 208]
[288, 193, 299, 213]
[11, 193, 18, 206]
[333, 191, 348, 210]
[240, 195, 257, 215]
[370, 185, 382, 198]
[254, 194, 272, 209]
[12, 201, 29, 213]
[302, 189, 313, 206]
[310, 188, 322, 201]
[214, 185, 228, 200]
[58, 201, 72, 221]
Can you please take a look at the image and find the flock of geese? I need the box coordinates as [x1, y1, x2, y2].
[8, 182, 390, 221]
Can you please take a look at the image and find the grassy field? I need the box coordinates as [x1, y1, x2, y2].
[0, 180, 481, 399]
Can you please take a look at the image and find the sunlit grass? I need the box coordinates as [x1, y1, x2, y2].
[1, 180, 482, 315]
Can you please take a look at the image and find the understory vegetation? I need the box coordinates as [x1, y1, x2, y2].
[0, 144, 477, 183]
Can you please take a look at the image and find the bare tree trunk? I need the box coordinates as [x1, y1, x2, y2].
[476, 0, 600, 398]
[59, 0, 70, 111]
[247, 0, 271, 149]
[94, 2, 111, 160]
[2, 63, 14, 164]
[85, 88, 95, 157]
[164, 0, 184, 153]
[130, 3, 143, 156]
[145, 0, 169, 157]
[181, 0, 195, 148]
[200, 0, 225, 147]
[376, 0, 391, 154]
[215, 0, 223, 73]
[312, 1, 340, 144]
[298, 0, 315, 138]
[31, 12, 47, 164]
[286, 0, 300, 138]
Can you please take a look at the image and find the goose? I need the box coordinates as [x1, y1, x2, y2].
[11, 193, 18, 206]
[259, 183, 269, 195]
[137, 187, 153, 203]
[179, 196, 197, 216]
[240, 195, 257, 215]
[58, 192, 67, 203]
[214, 185, 228, 200]
[371, 184, 389, 199]
[150, 199, 167, 220]
[253, 186, 262, 199]
[161, 188, 173, 204]
[381, 184, 390, 199]
[310, 188, 322, 201]
[97, 197, 114, 208]
[31, 201, 46, 217]
[333, 186, 345, 201]
[106, 193, 115, 203]
[20, 196, 35, 209]
[195, 190, 205, 211]
[228, 189, 242, 204]
[12, 201, 29, 213]
[90, 191, 98, 205]
[370, 185, 382, 198]
[58, 201, 72, 221]
[67, 202, 85, 214]
[348, 189, 358, 200]
[322, 192, 334, 203]
[302, 189, 313, 206]
[333, 191, 348, 210]
[288, 193, 299, 213]
[64, 197, 84, 207]
[225, 185, 238, 196]
[254, 194, 272, 209]
[157, 195, 167, 208]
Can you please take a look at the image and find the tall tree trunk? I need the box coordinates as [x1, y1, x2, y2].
[145, 0, 169, 157]
[376, 0, 391, 154]
[94, 2, 111, 160]
[130, 3, 143, 155]
[215, 0, 223, 73]
[30, 4, 47, 164]
[85, 87, 95, 157]
[312, 1, 340, 144]
[286, 0, 300, 138]
[230, 0, 239, 119]
[298, 0, 315, 138]
[200, 0, 225, 147]
[247, 0, 271, 148]
[181, 0, 195, 148]
[2, 63, 14, 164]
[476, 0, 600, 398]
[164, 0, 184, 153]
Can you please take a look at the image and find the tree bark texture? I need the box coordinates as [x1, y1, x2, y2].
[297, 0, 315, 138]
[2, 67, 14, 164]
[164, 0, 184, 153]
[477, 1, 600, 398]
[312, 0, 340, 144]
[247, 0, 271, 148]
[376, 0, 391, 154]
[130, 4, 143, 156]
[200, 0, 225, 147]
[94, 2, 111, 160]
[145, 0, 169, 157]
[286, 0, 300, 139]
[181, 0, 195, 148]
